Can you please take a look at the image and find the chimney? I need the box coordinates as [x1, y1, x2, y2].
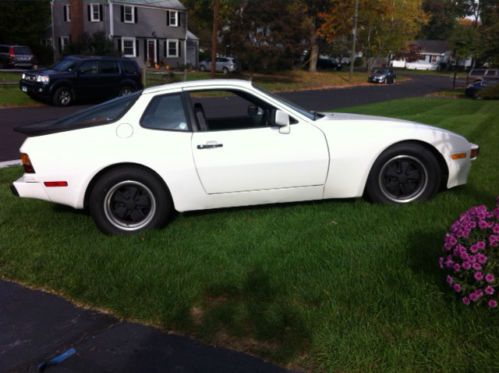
[70, 0, 84, 43]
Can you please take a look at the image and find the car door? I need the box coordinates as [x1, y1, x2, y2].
[74, 60, 102, 99]
[188, 89, 329, 194]
[98, 60, 121, 97]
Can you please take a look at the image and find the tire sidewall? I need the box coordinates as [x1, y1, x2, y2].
[53, 86, 73, 106]
[365, 143, 441, 204]
[89, 167, 172, 234]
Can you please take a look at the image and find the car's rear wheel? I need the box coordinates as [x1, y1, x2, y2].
[222, 67, 229, 75]
[199, 65, 206, 72]
[119, 85, 133, 96]
[365, 143, 441, 204]
[89, 167, 173, 234]
[52, 86, 73, 106]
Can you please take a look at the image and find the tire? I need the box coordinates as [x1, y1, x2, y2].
[199, 65, 206, 72]
[365, 143, 441, 204]
[119, 85, 133, 96]
[52, 86, 73, 106]
[89, 166, 173, 234]
[222, 67, 229, 75]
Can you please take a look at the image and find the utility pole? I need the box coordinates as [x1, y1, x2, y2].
[210, 0, 220, 79]
[349, 0, 359, 81]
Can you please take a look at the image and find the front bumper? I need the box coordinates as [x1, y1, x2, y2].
[19, 81, 51, 98]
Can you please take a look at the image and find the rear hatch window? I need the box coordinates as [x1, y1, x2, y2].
[14, 46, 32, 55]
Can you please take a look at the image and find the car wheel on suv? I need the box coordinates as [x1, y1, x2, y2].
[119, 85, 133, 96]
[52, 86, 74, 106]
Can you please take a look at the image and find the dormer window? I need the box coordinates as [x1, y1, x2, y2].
[89, 3, 102, 22]
[166, 10, 178, 27]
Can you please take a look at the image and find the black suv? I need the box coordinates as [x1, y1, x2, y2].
[0, 44, 36, 69]
[19, 55, 142, 106]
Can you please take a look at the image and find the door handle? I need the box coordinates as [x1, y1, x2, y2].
[197, 143, 223, 149]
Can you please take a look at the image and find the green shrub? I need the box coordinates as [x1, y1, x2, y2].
[477, 83, 499, 99]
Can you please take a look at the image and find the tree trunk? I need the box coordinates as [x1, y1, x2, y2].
[210, 0, 219, 79]
[308, 19, 318, 73]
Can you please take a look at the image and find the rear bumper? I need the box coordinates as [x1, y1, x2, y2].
[12, 176, 51, 201]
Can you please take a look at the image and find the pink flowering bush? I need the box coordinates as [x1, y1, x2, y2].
[439, 198, 499, 309]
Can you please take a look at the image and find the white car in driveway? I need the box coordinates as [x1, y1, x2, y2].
[12, 79, 479, 234]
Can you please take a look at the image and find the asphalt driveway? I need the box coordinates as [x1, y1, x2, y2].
[0, 73, 451, 162]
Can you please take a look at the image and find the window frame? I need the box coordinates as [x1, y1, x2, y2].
[169, 10, 178, 27]
[166, 39, 179, 58]
[60, 36, 70, 53]
[123, 5, 135, 23]
[90, 3, 101, 22]
[121, 37, 136, 57]
[64, 4, 71, 22]
[140, 92, 193, 132]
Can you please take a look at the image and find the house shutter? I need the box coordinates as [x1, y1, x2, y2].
[120, 5, 124, 22]
[58, 37, 62, 53]
[143, 39, 147, 62]
[87, 5, 91, 21]
[178, 41, 181, 57]
[164, 40, 167, 57]
[166, 10, 170, 26]
[63, 6, 67, 22]
[100, 5, 104, 21]
[134, 7, 138, 23]
[136, 39, 139, 57]
[117, 38, 121, 53]
[156, 41, 159, 62]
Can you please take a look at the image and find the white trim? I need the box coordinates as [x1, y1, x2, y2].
[169, 10, 178, 27]
[121, 36, 136, 57]
[60, 36, 70, 53]
[64, 4, 71, 22]
[166, 39, 179, 58]
[147, 39, 157, 64]
[0, 160, 21, 169]
[90, 3, 101, 22]
[108, 0, 114, 36]
[124, 5, 135, 23]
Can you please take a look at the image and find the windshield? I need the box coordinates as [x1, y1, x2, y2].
[52, 58, 77, 72]
[372, 69, 386, 74]
[253, 85, 320, 121]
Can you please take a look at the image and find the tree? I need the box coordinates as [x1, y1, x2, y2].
[64, 32, 117, 56]
[418, 0, 464, 40]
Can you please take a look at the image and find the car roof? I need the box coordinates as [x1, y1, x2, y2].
[63, 55, 131, 61]
[143, 79, 254, 95]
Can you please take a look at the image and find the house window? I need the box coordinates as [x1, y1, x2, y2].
[90, 3, 101, 22]
[60, 36, 70, 53]
[122, 37, 136, 57]
[167, 10, 178, 27]
[124, 5, 135, 23]
[166, 39, 179, 58]
[64, 4, 71, 22]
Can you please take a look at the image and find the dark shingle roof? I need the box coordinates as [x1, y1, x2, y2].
[112, 0, 185, 10]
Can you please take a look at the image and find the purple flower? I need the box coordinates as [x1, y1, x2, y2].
[485, 273, 495, 283]
[474, 272, 484, 281]
[472, 262, 482, 271]
[488, 300, 498, 308]
[438, 257, 444, 269]
[476, 241, 486, 250]
[462, 262, 472, 270]
[470, 292, 479, 302]
[476, 253, 488, 264]
[446, 275, 454, 285]
[485, 286, 495, 295]
[493, 224, 499, 234]
[453, 283, 462, 293]
[453, 263, 461, 272]
[478, 220, 491, 229]
[462, 296, 470, 305]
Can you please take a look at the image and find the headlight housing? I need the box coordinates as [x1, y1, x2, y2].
[36, 75, 50, 84]
[21, 73, 26, 80]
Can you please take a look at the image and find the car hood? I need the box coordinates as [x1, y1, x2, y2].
[315, 112, 464, 140]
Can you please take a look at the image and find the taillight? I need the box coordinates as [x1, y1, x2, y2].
[8, 47, 14, 60]
[20, 153, 35, 173]
[470, 147, 479, 159]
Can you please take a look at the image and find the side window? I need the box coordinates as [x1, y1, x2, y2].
[188, 90, 279, 131]
[122, 61, 138, 75]
[79, 61, 99, 75]
[141, 94, 189, 131]
[99, 61, 119, 74]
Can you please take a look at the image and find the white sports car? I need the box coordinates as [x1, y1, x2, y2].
[12, 79, 479, 234]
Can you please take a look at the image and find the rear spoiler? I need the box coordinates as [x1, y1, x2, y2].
[14, 121, 58, 136]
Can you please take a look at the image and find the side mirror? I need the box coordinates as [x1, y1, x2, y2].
[274, 110, 290, 134]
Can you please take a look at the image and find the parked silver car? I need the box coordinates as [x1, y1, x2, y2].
[199, 57, 240, 74]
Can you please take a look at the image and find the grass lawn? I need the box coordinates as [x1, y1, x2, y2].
[0, 86, 38, 107]
[0, 71, 22, 82]
[1, 97, 498, 371]
[144, 69, 403, 91]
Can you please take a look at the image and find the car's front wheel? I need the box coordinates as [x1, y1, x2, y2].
[119, 85, 133, 96]
[89, 167, 173, 234]
[52, 86, 74, 106]
[199, 65, 206, 72]
[365, 143, 441, 204]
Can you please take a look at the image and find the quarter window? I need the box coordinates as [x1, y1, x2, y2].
[166, 39, 178, 58]
[141, 94, 189, 131]
[121, 37, 136, 57]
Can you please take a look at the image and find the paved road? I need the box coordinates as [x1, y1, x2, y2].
[0, 74, 452, 162]
[0, 281, 289, 372]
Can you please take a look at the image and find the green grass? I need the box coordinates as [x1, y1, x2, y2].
[0, 71, 22, 82]
[1, 97, 498, 371]
[0, 86, 38, 107]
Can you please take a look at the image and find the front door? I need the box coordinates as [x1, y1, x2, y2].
[147, 39, 156, 65]
[188, 89, 329, 194]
